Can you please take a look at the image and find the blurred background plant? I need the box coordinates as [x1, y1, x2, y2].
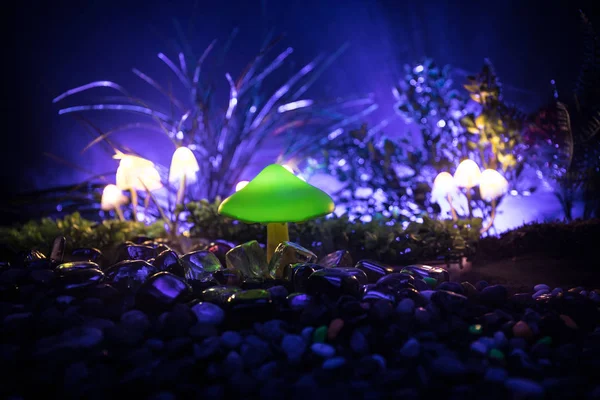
[522, 11, 600, 221]
[8, 12, 596, 243]
[293, 58, 524, 234]
[52, 31, 377, 222]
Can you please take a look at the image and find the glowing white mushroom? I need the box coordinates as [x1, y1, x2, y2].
[479, 169, 509, 234]
[169, 147, 199, 204]
[101, 184, 128, 221]
[114, 152, 162, 221]
[431, 172, 458, 220]
[115, 154, 162, 192]
[453, 159, 482, 189]
[431, 172, 457, 202]
[479, 169, 509, 202]
[453, 159, 482, 218]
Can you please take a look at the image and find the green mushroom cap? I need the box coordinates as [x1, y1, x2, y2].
[218, 164, 335, 223]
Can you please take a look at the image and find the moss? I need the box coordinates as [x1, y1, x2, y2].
[185, 199, 481, 264]
[0, 212, 166, 256]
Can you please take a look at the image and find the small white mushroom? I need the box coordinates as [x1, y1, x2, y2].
[101, 184, 128, 221]
[169, 147, 199, 204]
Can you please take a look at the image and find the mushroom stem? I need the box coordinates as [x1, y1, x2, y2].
[266, 223, 289, 262]
[176, 175, 186, 205]
[480, 199, 497, 234]
[114, 206, 125, 221]
[447, 193, 458, 221]
[465, 189, 473, 218]
[130, 189, 138, 221]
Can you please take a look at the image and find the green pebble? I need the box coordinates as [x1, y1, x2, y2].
[423, 277, 437, 288]
[469, 324, 483, 335]
[313, 326, 327, 343]
[537, 336, 552, 345]
[489, 348, 504, 360]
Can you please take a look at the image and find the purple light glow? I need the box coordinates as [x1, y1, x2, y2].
[157, 52, 190, 89]
[52, 81, 130, 103]
[57, 104, 172, 122]
[277, 99, 314, 113]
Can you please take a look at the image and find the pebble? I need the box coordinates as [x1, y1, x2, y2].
[301, 326, 314, 342]
[327, 318, 344, 340]
[36, 327, 103, 355]
[470, 340, 487, 355]
[485, 367, 508, 382]
[396, 298, 415, 315]
[313, 326, 327, 343]
[194, 337, 220, 359]
[414, 307, 431, 325]
[350, 330, 369, 354]
[191, 302, 225, 325]
[489, 348, 504, 360]
[311, 343, 336, 358]
[513, 321, 534, 339]
[287, 293, 312, 311]
[221, 331, 243, 349]
[480, 284, 508, 306]
[281, 334, 306, 363]
[493, 331, 508, 349]
[560, 314, 578, 329]
[533, 284, 550, 292]
[322, 356, 346, 369]
[120, 310, 151, 332]
[420, 290, 435, 301]
[505, 378, 544, 398]
[399, 338, 420, 358]
[372, 354, 386, 370]
[437, 281, 464, 294]
[5, 238, 600, 398]
[431, 356, 466, 378]
[469, 324, 483, 335]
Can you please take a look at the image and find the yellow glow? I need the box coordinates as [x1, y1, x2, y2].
[169, 147, 200, 184]
[453, 159, 482, 189]
[235, 180, 249, 192]
[101, 184, 128, 210]
[479, 169, 509, 201]
[115, 154, 163, 191]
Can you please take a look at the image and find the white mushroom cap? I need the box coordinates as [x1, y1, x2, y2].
[431, 172, 457, 203]
[479, 169, 509, 201]
[115, 154, 163, 191]
[101, 184, 128, 210]
[453, 159, 482, 189]
[169, 147, 200, 184]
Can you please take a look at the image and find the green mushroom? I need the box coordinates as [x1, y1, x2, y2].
[218, 164, 335, 262]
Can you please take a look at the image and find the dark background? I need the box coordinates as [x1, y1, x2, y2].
[6, 0, 598, 194]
